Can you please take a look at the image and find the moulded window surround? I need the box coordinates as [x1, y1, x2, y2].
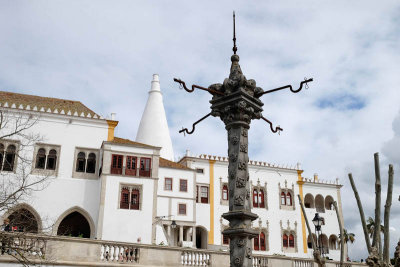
[0, 141, 19, 172]
[179, 179, 188, 192]
[252, 187, 265, 208]
[178, 203, 186, 215]
[254, 232, 267, 251]
[119, 184, 142, 210]
[222, 184, 228, 201]
[164, 178, 173, 191]
[32, 144, 60, 175]
[200, 186, 209, 204]
[278, 181, 295, 210]
[73, 148, 99, 179]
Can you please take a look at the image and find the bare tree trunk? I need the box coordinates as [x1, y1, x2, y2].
[373, 153, 382, 262]
[333, 201, 344, 267]
[348, 173, 371, 253]
[383, 164, 394, 264]
[298, 194, 316, 250]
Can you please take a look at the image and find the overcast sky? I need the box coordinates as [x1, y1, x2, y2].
[1, 0, 399, 261]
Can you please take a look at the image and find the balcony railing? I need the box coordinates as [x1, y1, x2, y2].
[0, 233, 367, 267]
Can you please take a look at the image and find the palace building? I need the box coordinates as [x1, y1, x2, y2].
[0, 74, 344, 261]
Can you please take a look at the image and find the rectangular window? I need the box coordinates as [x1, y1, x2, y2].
[120, 185, 141, 210]
[164, 178, 173, 191]
[200, 186, 209, 204]
[178, 204, 186, 215]
[126, 156, 137, 176]
[223, 234, 229, 245]
[130, 189, 140, 210]
[139, 157, 151, 177]
[196, 168, 204, 174]
[120, 187, 130, 209]
[179, 179, 187, 192]
[196, 185, 199, 203]
[111, 154, 123, 175]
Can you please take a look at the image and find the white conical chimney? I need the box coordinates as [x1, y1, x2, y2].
[136, 74, 175, 161]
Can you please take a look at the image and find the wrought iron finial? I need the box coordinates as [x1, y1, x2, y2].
[233, 11, 237, 55]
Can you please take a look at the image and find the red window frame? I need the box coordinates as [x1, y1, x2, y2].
[253, 189, 258, 207]
[111, 154, 123, 175]
[139, 157, 151, 177]
[254, 234, 260, 250]
[286, 192, 292, 206]
[180, 179, 188, 192]
[289, 234, 295, 248]
[281, 192, 286, 205]
[259, 189, 265, 208]
[200, 186, 209, 203]
[283, 234, 288, 248]
[120, 187, 129, 209]
[165, 178, 173, 191]
[260, 232, 266, 251]
[178, 204, 186, 215]
[222, 185, 228, 200]
[223, 234, 229, 245]
[126, 156, 137, 176]
[130, 189, 140, 210]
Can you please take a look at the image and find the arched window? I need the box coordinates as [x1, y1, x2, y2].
[260, 232, 266, 251]
[281, 192, 286, 205]
[86, 153, 96, 173]
[259, 189, 265, 208]
[304, 193, 315, 208]
[286, 192, 292, 206]
[120, 187, 129, 209]
[325, 196, 334, 210]
[3, 145, 16, 171]
[0, 143, 4, 170]
[289, 234, 295, 248]
[254, 233, 260, 250]
[76, 152, 86, 172]
[35, 148, 46, 169]
[46, 149, 57, 170]
[222, 185, 228, 200]
[253, 189, 258, 207]
[283, 234, 288, 248]
[315, 194, 325, 213]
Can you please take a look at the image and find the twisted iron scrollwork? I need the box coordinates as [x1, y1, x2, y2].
[179, 113, 212, 135]
[261, 116, 283, 134]
[173, 78, 224, 96]
[255, 78, 313, 97]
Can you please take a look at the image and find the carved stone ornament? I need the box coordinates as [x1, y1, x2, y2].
[236, 177, 246, 188]
[234, 195, 245, 206]
[234, 257, 242, 266]
[236, 239, 246, 247]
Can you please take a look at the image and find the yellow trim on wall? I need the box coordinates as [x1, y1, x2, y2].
[297, 170, 308, 253]
[106, 120, 119, 141]
[208, 160, 216, 244]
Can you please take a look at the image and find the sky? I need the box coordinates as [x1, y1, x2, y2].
[1, 0, 399, 261]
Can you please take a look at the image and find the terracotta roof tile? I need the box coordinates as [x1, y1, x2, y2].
[111, 137, 159, 149]
[159, 157, 192, 171]
[0, 91, 99, 118]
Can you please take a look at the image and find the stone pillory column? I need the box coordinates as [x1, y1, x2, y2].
[173, 12, 312, 267]
[210, 53, 263, 267]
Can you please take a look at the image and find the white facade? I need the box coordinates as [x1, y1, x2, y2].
[0, 78, 344, 262]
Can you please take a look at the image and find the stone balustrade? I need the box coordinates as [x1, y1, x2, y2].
[0, 233, 367, 267]
[181, 250, 210, 266]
